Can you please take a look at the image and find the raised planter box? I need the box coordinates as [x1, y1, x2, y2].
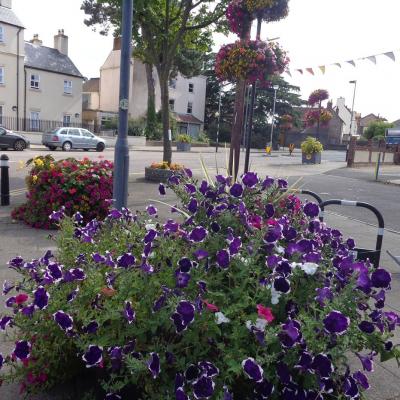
[144, 167, 174, 183]
[146, 140, 209, 148]
[302, 152, 321, 164]
[176, 142, 191, 152]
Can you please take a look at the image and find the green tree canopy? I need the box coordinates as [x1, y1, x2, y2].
[364, 120, 393, 140]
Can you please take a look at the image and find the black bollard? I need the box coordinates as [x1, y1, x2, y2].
[1, 154, 10, 206]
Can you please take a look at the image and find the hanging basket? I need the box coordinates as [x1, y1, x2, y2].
[308, 89, 329, 106]
[226, 0, 289, 36]
[305, 110, 333, 127]
[215, 40, 289, 84]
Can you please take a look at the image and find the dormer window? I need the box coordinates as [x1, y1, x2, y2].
[64, 80, 72, 94]
[30, 74, 40, 89]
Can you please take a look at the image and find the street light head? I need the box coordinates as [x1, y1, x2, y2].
[215, 112, 220, 118]
[349, 80, 357, 84]
[273, 85, 279, 91]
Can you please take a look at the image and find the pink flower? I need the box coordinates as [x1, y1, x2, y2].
[203, 301, 219, 313]
[257, 304, 275, 323]
[15, 293, 29, 305]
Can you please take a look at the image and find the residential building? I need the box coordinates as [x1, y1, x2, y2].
[83, 37, 207, 138]
[333, 97, 359, 140]
[0, 0, 83, 131]
[357, 113, 386, 136]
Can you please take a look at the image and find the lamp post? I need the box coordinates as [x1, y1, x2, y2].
[215, 89, 222, 153]
[113, 0, 133, 210]
[269, 84, 279, 148]
[349, 80, 357, 138]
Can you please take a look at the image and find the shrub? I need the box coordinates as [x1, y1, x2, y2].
[301, 136, 324, 154]
[364, 121, 393, 140]
[11, 155, 113, 229]
[1, 171, 399, 399]
[176, 134, 192, 143]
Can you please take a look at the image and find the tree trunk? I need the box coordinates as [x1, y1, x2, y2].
[145, 63, 157, 139]
[159, 72, 172, 164]
[229, 79, 247, 178]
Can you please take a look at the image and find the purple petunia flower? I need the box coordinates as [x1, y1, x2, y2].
[105, 394, 121, 400]
[0, 353, 3, 370]
[67, 287, 79, 303]
[216, 250, 230, 269]
[2, 280, 14, 295]
[323, 310, 350, 335]
[189, 226, 208, 242]
[169, 175, 181, 186]
[303, 202, 320, 218]
[353, 371, 370, 390]
[33, 286, 49, 309]
[117, 253, 136, 268]
[356, 352, 375, 372]
[254, 379, 274, 398]
[274, 277, 291, 293]
[92, 253, 106, 263]
[47, 262, 63, 282]
[108, 209, 123, 219]
[343, 376, 359, 398]
[193, 249, 209, 261]
[187, 198, 198, 214]
[176, 272, 191, 288]
[176, 388, 189, 400]
[123, 301, 136, 324]
[147, 352, 160, 379]
[185, 184, 197, 194]
[13, 340, 31, 360]
[158, 183, 166, 196]
[177, 301, 195, 325]
[242, 172, 259, 188]
[311, 354, 334, 378]
[71, 268, 86, 281]
[264, 226, 282, 243]
[83, 321, 99, 334]
[371, 269, 391, 289]
[265, 203, 275, 219]
[21, 305, 35, 318]
[223, 386, 234, 400]
[0, 316, 13, 331]
[242, 357, 263, 383]
[315, 287, 334, 307]
[53, 310, 74, 332]
[49, 208, 65, 222]
[262, 176, 274, 189]
[146, 205, 158, 216]
[358, 321, 375, 334]
[82, 345, 103, 368]
[192, 376, 215, 399]
[198, 361, 219, 378]
[277, 179, 288, 188]
[230, 183, 244, 198]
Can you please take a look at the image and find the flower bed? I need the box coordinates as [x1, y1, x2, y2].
[12, 155, 113, 229]
[1, 171, 399, 399]
[305, 109, 333, 127]
[215, 40, 288, 84]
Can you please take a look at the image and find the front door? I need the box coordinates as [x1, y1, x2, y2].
[30, 112, 40, 131]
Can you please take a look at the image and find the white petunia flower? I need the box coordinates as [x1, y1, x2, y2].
[145, 223, 156, 231]
[300, 262, 318, 275]
[215, 312, 230, 325]
[270, 286, 282, 305]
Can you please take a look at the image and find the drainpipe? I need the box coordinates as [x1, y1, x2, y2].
[16, 27, 23, 130]
[23, 68, 27, 131]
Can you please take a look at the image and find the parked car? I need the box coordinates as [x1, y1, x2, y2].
[42, 127, 106, 152]
[0, 127, 30, 151]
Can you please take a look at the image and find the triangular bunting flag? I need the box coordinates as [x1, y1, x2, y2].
[334, 63, 342, 68]
[296, 69, 303, 74]
[306, 68, 314, 75]
[286, 70, 292, 77]
[346, 60, 356, 67]
[318, 65, 326, 74]
[383, 52, 396, 62]
[366, 55, 377, 64]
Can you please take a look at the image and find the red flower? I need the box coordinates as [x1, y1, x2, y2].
[203, 300, 219, 313]
[68, 188, 77, 195]
[15, 293, 29, 305]
[257, 304, 275, 322]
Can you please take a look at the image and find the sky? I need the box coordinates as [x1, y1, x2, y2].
[12, 0, 400, 121]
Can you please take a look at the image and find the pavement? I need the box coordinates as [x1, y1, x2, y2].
[0, 148, 399, 399]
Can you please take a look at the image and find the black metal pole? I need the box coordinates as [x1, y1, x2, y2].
[316, 99, 321, 141]
[244, 17, 262, 174]
[113, 0, 133, 210]
[1, 154, 10, 206]
[216, 89, 222, 153]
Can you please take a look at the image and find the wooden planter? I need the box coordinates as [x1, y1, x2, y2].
[145, 167, 174, 182]
[177, 142, 191, 152]
[302, 152, 322, 164]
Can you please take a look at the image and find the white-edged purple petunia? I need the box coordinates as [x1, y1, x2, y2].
[216, 249, 230, 269]
[33, 286, 49, 309]
[105, 394, 122, 400]
[53, 310, 74, 332]
[189, 226, 208, 243]
[82, 345, 103, 368]
[146, 204, 158, 216]
[123, 301, 136, 324]
[0, 316, 13, 331]
[117, 253, 136, 268]
[192, 376, 215, 399]
[311, 353, 334, 378]
[242, 172, 259, 188]
[371, 269, 391, 289]
[230, 183, 243, 198]
[323, 310, 350, 335]
[147, 352, 160, 379]
[303, 202, 320, 218]
[242, 357, 264, 383]
[13, 340, 31, 360]
[158, 183, 166, 195]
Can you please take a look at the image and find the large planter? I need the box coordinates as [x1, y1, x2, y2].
[302, 152, 321, 164]
[145, 167, 174, 182]
[176, 142, 191, 152]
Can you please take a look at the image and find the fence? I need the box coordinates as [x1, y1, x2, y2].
[347, 137, 400, 166]
[0, 116, 98, 134]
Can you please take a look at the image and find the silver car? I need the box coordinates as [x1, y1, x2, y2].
[42, 127, 106, 152]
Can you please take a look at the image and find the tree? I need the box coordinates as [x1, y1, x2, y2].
[364, 120, 393, 140]
[81, 0, 228, 164]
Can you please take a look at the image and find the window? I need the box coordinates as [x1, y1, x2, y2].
[67, 128, 80, 136]
[169, 79, 177, 89]
[30, 112, 40, 131]
[188, 83, 194, 93]
[63, 115, 71, 127]
[30, 74, 40, 89]
[81, 129, 93, 138]
[0, 105, 3, 125]
[169, 99, 175, 111]
[64, 80, 72, 94]
[0, 26, 4, 43]
[0, 67, 4, 84]
[187, 102, 193, 114]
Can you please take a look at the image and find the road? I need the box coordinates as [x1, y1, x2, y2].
[1, 146, 399, 231]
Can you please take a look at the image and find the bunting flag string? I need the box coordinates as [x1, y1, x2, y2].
[286, 48, 399, 77]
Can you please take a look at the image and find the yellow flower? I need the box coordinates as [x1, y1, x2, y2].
[34, 158, 44, 167]
[32, 175, 38, 184]
[18, 160, 25, 171]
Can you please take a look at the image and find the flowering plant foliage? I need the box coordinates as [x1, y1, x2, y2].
[1, 171, 399, 399]
[215, 40, 289, 84]
[280, 114, 294, 130]
[226, 0, 289, 36]
[150, 161, 184, 170]
[308, 89, 329, 106]
[305, 109, 333, 127]
[301, 136, 324, 154]
[11, 155, 113, 229]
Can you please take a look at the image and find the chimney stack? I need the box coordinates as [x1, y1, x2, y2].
[0, 0, 12, 9]
[54, 29, 68, 56]
[30, 34, 42, 46]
